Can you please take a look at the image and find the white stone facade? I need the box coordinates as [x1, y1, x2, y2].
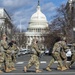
[0, 8, 13, 39]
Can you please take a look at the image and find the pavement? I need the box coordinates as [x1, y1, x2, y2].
[1, 54, 75, 75]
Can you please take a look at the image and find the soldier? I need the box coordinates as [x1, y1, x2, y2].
[8, 39, 19, 71]
[46, 38, 67, 71]
[0, 34, 12, 72]
[68, 43, 75, 68]
[59, 37, 69, 69]
[24, 39, 44, 73]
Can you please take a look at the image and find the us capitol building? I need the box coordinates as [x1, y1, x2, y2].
[25, 0, 49, 49]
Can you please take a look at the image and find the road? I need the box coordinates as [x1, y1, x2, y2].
[1, 54, 75, 75]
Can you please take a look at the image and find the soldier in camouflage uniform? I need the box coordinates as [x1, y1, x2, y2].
[8, 39, 19, 71]
[59, 37, 69, 69]
[68, 43, 75, 68]
[24, 39, 44, 73]
[46, 40, 67, 71]
[0, 34, 12, 72]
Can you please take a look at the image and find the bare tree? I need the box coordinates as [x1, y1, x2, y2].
[44, 4, 74, 50]
[50, 4, 74, 43]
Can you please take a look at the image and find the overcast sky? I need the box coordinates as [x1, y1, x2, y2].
[0, 0, 68, 30]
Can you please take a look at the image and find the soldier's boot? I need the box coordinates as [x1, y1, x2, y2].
[36, 69, 42, 73]
[60, 66, 67, 71]
[8, 67, 13, 71]
[11, 67, 16, 71]
[65, 65, 69, 69]
[57, 66, 61, 70]
[0, 70, 3, 73]
[12, 67, 16, 70]
[57, 65, 61, 70]
[5, 67, 12, 72]
[68, 64, 72, 68]
[46, 67, 52, 71]
[24, 66, 27, 72]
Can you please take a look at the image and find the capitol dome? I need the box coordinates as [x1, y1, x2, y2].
[28, 5, 48, 29]
[30, 6, 47, 22]
[25, 0, 49, 49]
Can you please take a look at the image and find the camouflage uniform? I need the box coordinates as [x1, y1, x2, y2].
[60, 41, 69, 69]
[0, 51, 5, 73]
[9, 43, 18, 70]
[46, 41, 67, 71]
[0, 39, 12, 72]
[69, 43, 75, 67]
[12, 43, 19, 62]
[5, 50, 12, 70]
[24, 39, 42, 73]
